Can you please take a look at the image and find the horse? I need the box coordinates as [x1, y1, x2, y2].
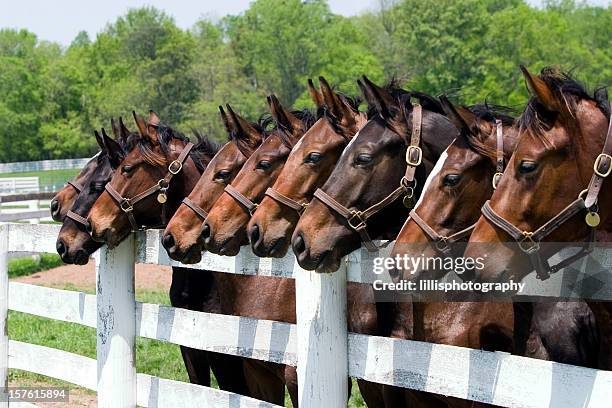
[464, 66, 612, 369]
[162, 104, 267, 263]
[291, 76, 455, 273]
[85, 111, 251, 394]
[384, 98, 597, 406]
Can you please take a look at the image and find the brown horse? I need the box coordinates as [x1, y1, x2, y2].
[86, 111, 251, 395]
[162, 105, 267, 263]
[465, 66, 612, 369]
[247, 77, 368, 257]
[385, 98, 597, 406]
[292, 77, 456, 273]
[200, 98, 316, 256]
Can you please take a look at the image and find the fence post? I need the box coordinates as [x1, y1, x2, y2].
[96, 235, 136, 408]
[295, 260, 348, 407]
[0, 225, 8, 408]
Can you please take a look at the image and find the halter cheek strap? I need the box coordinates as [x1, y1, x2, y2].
[481, 115, 612, 280]
[492, 120, 504, 189]
[67, 180, 84, 193]
[105, 142, 194, 232]
[313, 103, 423, 252]
[224, 184, 259, 216]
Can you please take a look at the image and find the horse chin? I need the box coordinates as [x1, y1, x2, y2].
[314, 251, 341, 274]
[169, 245, 203, 264]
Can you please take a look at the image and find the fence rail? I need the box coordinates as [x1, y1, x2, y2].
[1, 223, 611, 407]
[0, 158, 90, 174]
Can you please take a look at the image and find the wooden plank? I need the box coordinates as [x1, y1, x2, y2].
[0, 211, 50, 223]
[348, 333, 612, 408]
[8, 283, 96, 328]
[136, 373, 281, 408]
[136, 303, 297, 366]
[96, 237, 137, 408]
[7, 340, 96, 391]
[0, 226, 8, 408]
[296, 262, 348, 407]
[6, 224, 60, 254]
[0, 192, 55, 203]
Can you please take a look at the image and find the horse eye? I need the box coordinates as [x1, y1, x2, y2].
[355, 154, 372, 165]
[305, 152, 322, 164]
[518, 160, 538, 174]
[215, 170, 231, 181]
[443, 174, 461, 187]
[122, 165, 133, 174]
[257, 160, 272, 170]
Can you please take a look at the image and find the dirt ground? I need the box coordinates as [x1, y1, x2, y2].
[13, 260, 172, 292]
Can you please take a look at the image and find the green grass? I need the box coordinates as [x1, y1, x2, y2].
[8, 288, 366, 407]
[8, 254, 64, 278]
[0, 168, 80, 190]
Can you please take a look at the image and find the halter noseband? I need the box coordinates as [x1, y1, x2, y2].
[313, 103, 423, 251]
[409, 120, 504, 254]
[264, 188, 309, 214]
[67, 180, 84, 193]
[224, 184, 260, 217]
[104, 142, 194, 232]
[480, 115, 612, 280]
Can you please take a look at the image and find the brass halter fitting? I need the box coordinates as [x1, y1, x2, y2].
[518, 231, 540, 253]
[168, 159, 183, 175]
[593, 153, 612, 178]
[120, 200, 133, 213]
[492, 172, 503, 190]
[348, 210, 366, 230]
[406, 146, 423, 167]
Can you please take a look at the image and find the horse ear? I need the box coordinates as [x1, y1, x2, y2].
[308, 78, 324, 110]
[357, 79, 374, 107]
[111, 118, 121, 140]
[94, 130, 105, 151]
[361, 75, 397, 119]
[101, 128, 124, 168]
[219, 105, 235, 135]
[133, 111, 148, 137]
[149, 110, 161, 126]
[439, 95, 474, 133]
[267, 94, 302, 135]
[520, 65, 560, 112]
[319, 76, 356, 129]
[119, 117, 131, 140]
[226, 104, 263, 154]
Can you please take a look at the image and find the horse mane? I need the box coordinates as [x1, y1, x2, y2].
[138, 122, 218, 172]
[517, 67, 605, 146]
[277, 108, 317, 149]
[228, 116, 267, 157]
[462, 103, 517, 161]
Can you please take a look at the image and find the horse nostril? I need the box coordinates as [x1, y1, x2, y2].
[292, 232, 306, 256]
[162, 233, 175, 251]
[249, 224, 260, 245]
[50, 199, 59, 214]
[200, 223, 211, 243]
[56, 239, 67, 257]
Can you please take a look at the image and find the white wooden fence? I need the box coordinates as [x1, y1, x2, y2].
[0, 179, 39, 195]
[0, 158, 90, 174]
[1, 223, 612, 407]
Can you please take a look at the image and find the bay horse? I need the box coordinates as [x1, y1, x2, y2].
[464, 66, 612, 369]
[56, 123, 136, 264]
[385, 98, 597, 406]
[162, 104, 267, 263]
[292, 76, 456, 273]
[86, 111, 251, 395]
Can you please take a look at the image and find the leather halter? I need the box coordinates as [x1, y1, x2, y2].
[264, 187, 308, 214]
[409, 120, 503, 254]
[181, 196, 209, 220]
[224, 184, 259, 216]
[67, 180, 83, 193]
[66, 210, 90, 228]
[105, 142, 194, 232]
[313, 103, 423, 251]
[481, 115, 612, 280]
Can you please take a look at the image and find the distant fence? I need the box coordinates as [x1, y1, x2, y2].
[0, 157, 90, 174]
[0, 193, 54, 223]
[0, 178, 39, 195]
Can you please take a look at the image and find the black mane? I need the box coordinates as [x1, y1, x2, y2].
[277, 108, 318, 149]
[468, 103, 517, 127]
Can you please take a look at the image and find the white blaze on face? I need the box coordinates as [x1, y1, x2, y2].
[413, 145, 451, 210]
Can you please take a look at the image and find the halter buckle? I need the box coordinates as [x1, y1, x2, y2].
[249, 203, 259, 216]
[168, 159, 183, 175]
[348, 210, 366, 230]
[518, 232, 540, 253]
[593, 153, 612, 178]
[406, 146, 422, 167]
[492, 172, 503, 190]
[120, 199, 133, 213]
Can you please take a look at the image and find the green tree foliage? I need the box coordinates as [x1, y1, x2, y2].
[0, 0, 609, 162]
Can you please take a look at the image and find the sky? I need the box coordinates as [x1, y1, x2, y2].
[0, 0, 609, 46]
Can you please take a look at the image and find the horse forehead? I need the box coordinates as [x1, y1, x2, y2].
[413, 147, 450, 210]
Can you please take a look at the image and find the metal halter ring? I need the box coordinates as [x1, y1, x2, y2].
[248, 203, 259, 216]
[435, 237, 450, 252]
[593, 153, 612, 178]
[168, 159, 183, 175]
[120, 200, 133, 213]
[406, 146, 423, 167]
[348, 210, 366, 230]
[158, 179, 170, 189]
[492, 172, 503, 190]
[518, 231, 540, 253]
